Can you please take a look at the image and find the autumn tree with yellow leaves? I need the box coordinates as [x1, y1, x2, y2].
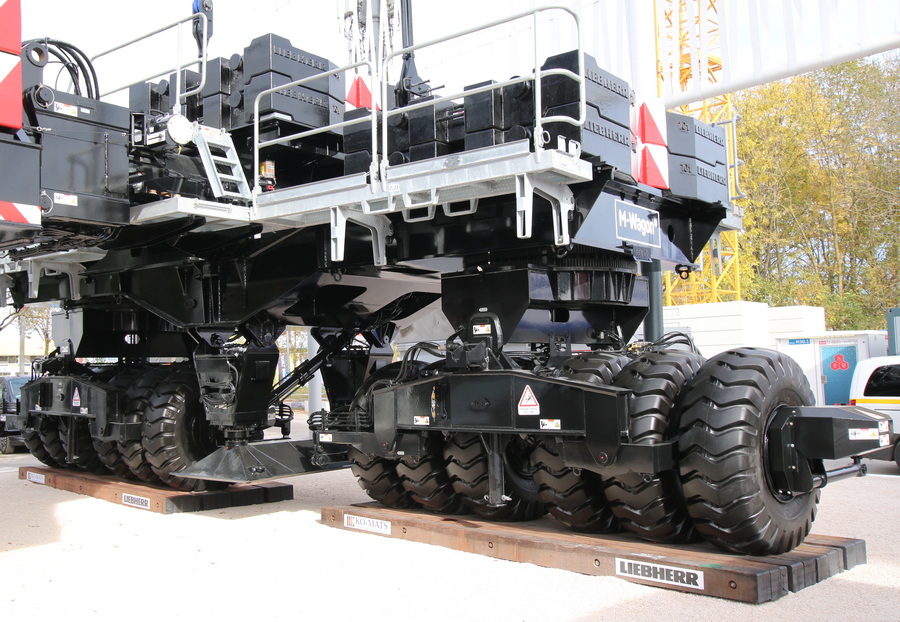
[736, 55, 900, 330]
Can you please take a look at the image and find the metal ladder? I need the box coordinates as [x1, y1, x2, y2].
[192, 124, 252, 202]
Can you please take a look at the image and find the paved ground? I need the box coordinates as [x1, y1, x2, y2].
[0, 450, 897, 622]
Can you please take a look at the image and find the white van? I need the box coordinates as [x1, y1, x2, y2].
[849, 355, 900, 468]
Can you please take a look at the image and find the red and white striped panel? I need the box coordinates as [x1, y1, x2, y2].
[0, 0, 20, 55]
[0, 53, 21, 131]
[0, 200, 41, 226]
[0, 0, 21, 131]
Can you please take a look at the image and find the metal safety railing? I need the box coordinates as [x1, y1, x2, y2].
[251, 58, 379, 196]
[377, 5, 585, 191]
[250, 4, 585, 198]
[91, 12, 210, 112]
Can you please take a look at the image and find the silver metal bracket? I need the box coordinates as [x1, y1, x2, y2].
[516, 172, 576, 246]
[330, 207, 393, 266]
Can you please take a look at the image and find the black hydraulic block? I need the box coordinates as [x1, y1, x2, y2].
[344, 108, 410, 160]
[202, 56, 243, 98]
[667, 155, 729, 205]
[344, 150, 374, 175]
[388, 151, 410, 166]
[409, 141, 449, 162]
[463, 125, 531, 151]
[544, 102, 633, 172]
[388, 111, 411, 152]
[128, 81, 171, 118]
[343, 107, 374, 153]
[541, 50, 632, 128]
[201, 93, 232, 130]
[464, 128, 503, 151]
[666, 112, 727, 166]
[165, 69, 203, 120]
[168, 68, 203, 98]
[241, 34, 343, 101]
[408, 100, 454, 145]
[236, 73, 343, 130]
[501, 80, 535, 129]
[464, 80, 503, 132]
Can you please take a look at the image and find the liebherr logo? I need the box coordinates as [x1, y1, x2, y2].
[615, 558, 705, 590]
[121, 493, 151, 510]
[614, 200, 661, 248]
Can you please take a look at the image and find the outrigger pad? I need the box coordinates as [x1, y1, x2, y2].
[178, 439, 348, 483]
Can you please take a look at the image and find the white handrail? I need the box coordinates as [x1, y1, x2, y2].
[250, 4, 584, 200]
[251, 59, 378, 196]
[379, 5, 584, 189]
[91, 12, 209, 110]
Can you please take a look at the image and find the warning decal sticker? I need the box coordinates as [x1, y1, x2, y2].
[518, 385, 540, 415]
[849, 428, 878, 441]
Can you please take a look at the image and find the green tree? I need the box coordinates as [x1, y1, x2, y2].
[18, 305, 54, 355]
[736, 55, 900, 330]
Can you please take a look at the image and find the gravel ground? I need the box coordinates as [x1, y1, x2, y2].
[0, 451, 897, 622]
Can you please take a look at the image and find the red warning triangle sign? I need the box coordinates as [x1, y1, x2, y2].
[517, 385, 540, 415]
[638, 102, 666, 147]
[640, 145, 669, 189]
[346, 75, 379, 110]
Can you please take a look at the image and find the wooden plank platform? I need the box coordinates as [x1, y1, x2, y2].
[322, 504, 865, 604]
[19, 466, 293, 514]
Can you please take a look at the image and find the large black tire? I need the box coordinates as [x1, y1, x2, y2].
[23, 422, 62, 467]
[678, 348, 820, 555]
[531, 442, 616, 532]
[57, 417, 108, 474]
[603, 350, 704, 543]
[349, 447, 416, 508]
[118, 366, 174, 484]
[396, 435, 465, 514]
[444, 433, 545, 521]
[554, 352, 629, 387]
[142, 367, 224, 492]
[38, 416, 69, 467]
[533, 352, 627, 531]
[93, 368, 145, 479]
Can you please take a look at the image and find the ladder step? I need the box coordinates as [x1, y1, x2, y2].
[193, 124, 252, 201]
[212, 156, 240, 166]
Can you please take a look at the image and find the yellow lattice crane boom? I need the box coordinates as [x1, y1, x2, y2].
[656, 0, 742, 305]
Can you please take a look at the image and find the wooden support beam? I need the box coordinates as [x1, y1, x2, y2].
[19, 466, 292, 514]
[322, 503, 865, 604]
